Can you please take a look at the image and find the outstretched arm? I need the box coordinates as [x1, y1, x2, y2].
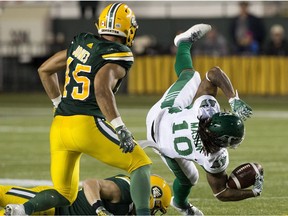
[195, 66, 252, 120]
[195, 66, 236, 99]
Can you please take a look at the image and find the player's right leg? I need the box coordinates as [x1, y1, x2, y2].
[174, 24, 211, 77]
[161, 156, 204, 216]
[7, 116, 81, 215]
[174, 23, 212, 47]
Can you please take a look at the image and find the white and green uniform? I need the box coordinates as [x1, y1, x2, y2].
[144, 70, 229, 183]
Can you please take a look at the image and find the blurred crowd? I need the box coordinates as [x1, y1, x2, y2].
[132, 1, 288, 57]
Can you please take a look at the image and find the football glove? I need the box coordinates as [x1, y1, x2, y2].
[96, 206, 114, 216]
[252, 173, 264, 197]
[229, 90, 252, 121]
[115, 125, 136, 153]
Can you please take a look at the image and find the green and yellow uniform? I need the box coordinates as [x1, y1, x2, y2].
[0, 175, 133, 215]
[50, 33, 151, 203]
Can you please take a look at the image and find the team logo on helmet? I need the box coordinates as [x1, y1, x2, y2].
[151, 186, 163, 199]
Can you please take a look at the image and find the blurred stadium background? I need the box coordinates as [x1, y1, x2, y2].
[1, 1, 288, 215]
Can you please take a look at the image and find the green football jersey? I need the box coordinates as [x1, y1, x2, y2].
[55, 174, 132, 215]
[55, 33, 134, 118]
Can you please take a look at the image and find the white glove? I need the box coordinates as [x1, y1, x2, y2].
[252, 173, 264, 197]
[229, 90, 252, 121]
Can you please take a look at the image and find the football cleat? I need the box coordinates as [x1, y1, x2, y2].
[4, 204, 27, 216]
[174, 24, 212, 47]
[170, 197, 204, 216]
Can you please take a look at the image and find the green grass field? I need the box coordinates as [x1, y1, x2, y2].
[1, 93, 288, 215]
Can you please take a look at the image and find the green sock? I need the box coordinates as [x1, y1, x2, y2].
[130, 165, 151, 215]
[23, 189, 70, 215]
[174, 42, 194, 77]
[173, 178, 192, 208]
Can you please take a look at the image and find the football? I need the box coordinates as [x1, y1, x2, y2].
[227, 162, 263, 189]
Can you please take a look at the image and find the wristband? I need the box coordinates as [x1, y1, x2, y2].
[228, 90, 239, 103]
[92, 200, 103, 211]
[51, 95, 62, 108]
[111, 116, 124, 128]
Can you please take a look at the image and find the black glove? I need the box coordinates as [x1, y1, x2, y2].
[115, 125, 136, 153]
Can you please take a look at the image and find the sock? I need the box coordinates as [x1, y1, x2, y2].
[23, 189, 70, 215]
[130, 165, 151, 215]
[173, 178, 192, 208]
[174, 42, 194, 77]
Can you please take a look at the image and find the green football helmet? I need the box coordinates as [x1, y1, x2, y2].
[206, 112, 245, 148]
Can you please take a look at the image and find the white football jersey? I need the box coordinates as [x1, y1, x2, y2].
[145, 71, 229, 174]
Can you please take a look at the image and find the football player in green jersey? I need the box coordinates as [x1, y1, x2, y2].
[1, 174, 172, 216]
[5, 3, 152, 216]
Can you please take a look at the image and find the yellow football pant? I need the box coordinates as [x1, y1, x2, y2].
[0, 185, 55, 215]
[50, 115, 152, 203]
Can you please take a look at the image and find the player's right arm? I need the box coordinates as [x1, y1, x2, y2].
[38, 49, 67, 108]
[206, 172, 258, 201]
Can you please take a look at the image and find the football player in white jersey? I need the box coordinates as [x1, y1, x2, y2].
[141, 24, 264, 216]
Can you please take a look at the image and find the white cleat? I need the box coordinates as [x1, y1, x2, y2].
[170, 196, 204, 216]
[4, 204, 28, 216]
[174, 24, 212, 47]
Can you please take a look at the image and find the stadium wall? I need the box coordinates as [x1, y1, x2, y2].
[128, 55, 288, 96]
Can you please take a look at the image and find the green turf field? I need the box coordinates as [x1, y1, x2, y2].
[1, 93, 287, 215]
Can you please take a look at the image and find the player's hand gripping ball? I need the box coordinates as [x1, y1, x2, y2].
[227, 162, 264, 189]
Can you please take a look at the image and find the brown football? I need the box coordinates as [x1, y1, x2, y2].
[227, 163, 264, 189]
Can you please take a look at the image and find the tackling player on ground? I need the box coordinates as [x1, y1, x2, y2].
[5, 3, 152, 216]
[0, 174, 171, 215]
[141, 24, 264, 215]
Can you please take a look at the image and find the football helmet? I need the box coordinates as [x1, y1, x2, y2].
[97, 3, 138, 47]
[206, 112, 245, 148]
[150, 174, 172, 215]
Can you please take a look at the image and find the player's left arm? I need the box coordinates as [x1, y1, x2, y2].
[206, 171, 256, 201]
[38, 49, 67, 108]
